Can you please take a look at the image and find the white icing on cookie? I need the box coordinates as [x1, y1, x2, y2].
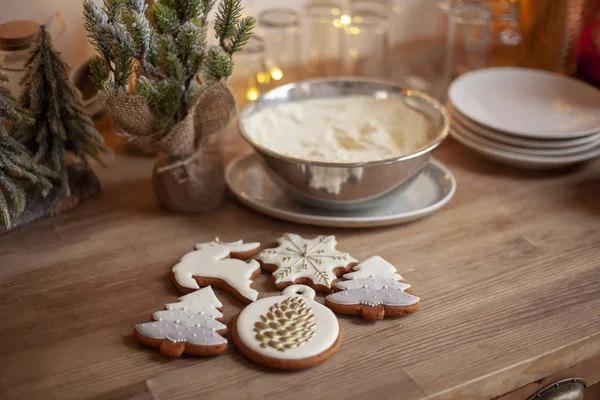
[165, 287, 224, 319]
[256, 234, 356, 289]
[135, 286, 227, 346]
[343, 256, 403, 281]
[173, 238, 261, 302]
[327, 277, 419, 307]
[153, 310, 226, 331]
[135, 321, 227, 345]
[236, 285, 340, 360]
[196, 238, 260, 254]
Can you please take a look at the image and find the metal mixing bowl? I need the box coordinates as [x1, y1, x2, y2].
[238, 78, 450, 210]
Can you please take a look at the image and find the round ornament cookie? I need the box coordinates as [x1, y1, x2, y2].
[232, 285, 342, 370]
[256, 233, 357, 293]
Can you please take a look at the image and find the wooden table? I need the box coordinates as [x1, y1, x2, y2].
[1, 112, 600, 400]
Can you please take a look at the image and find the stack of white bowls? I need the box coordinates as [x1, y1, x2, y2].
[448, 68, 600, 170]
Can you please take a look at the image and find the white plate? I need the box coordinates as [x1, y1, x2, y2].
[226, 153, 457, 228]
[450, 127, 600, 169]
[452, 118, 600, 156]
[449, 67, 600, 139]
[449, 103, 600, 149]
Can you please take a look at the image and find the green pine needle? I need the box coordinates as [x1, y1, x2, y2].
[205, 45, 233, 82]
[154, 3, 180, 35]
[15, 25, 111, 198]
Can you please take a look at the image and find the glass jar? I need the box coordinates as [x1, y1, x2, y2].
[0, 16, 66, 97]
[342, 0, 389, 77]
[230, 35, 268, 106]
[258, 9, 301, 87]
[303, 1, 344, 77]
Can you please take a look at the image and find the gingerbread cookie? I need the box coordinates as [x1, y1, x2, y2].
[172, 238, 261, 303]
[256, 234, 357, 293]
[134, 286, 228, 357]
[232, 285, 342, 370]
[325, 276, 420, 320]
[341, 255, 403, 281]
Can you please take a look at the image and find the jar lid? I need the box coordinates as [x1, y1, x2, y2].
[0, 20, 40, 51]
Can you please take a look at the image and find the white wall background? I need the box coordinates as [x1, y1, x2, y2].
[0, 0, 443, 71]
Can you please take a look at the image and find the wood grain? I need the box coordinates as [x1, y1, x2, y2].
[2, 48, 600, 398]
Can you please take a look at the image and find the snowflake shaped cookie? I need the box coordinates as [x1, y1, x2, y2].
[256, 233, 357, 292]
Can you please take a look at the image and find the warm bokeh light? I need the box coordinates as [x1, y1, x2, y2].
[246, 87, 259, 101]
[270, 67, 283, 81]
[350, 26, 361, 35]
[331, 7, 341, 15]
[332, 19, 342, 28]
[340, 14, 352, 26]
[256, 72, 267, 84]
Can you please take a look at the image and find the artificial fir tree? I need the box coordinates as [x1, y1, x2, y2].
[16, 25, 110, 197]
[0, 72, 55, 228]
[83, 0, 255, 133]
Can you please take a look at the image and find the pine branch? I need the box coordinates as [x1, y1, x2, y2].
[214, 0, 243, 50]
[104, 0, 126, 24]
[200, 0, 216, 25]
[89, 56, 111, 90]
[225, 16, 255, 55]
[154, 3, 180, 35]
[204, 45, 233, 82]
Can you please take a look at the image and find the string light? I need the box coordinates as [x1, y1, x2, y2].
[256, 72, 267, 84]
[270, 67, 283, 81]
[340, 14, 352, 26]
[332, 19, 342, 28]
[350, 26, 361, 35]
[246, 87, 259, 101]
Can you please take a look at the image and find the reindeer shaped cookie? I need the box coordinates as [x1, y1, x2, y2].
[172, 238, 262, 304]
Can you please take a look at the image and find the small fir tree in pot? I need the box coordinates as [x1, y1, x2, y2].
[16, 25, 110, 197]
[83, 0, 255, 213]
[0, 72, 55, 228]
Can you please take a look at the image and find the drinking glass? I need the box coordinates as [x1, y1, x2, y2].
[342, 0, 389, 77]
[258, 9, 301, 86]
[443, 3, 492, 80]
[230, 36, 268, 105]
[303, 1, 344, 77]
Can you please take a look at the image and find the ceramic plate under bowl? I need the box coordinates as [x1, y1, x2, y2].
[449, 67, 600, 139]
[448, 104, 600, 149]
[226, 153, 456, 228]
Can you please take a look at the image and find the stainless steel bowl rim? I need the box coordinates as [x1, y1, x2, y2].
[238, 77, 450, 168]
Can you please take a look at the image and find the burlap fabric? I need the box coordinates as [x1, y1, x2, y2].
[151, 138, 226, 213]
[101, 80, 236, 158]
[97, 91, 155, 139]
[100, 80, 237, 213]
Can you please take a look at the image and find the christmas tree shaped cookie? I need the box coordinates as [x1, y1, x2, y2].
[325, 256, 420, 320]
[134, 287, 228, 357]
[171, 238, 261, 303]
[256, 234, 357, 292]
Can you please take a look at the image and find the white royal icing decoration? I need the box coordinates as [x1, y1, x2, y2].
[165, 287, 224, 319]
[256, 234, 356, 288]
[236, 285, 340, 360]
[153, 310, 226, 331]
[173, 238, 261, 302]
[343, 256, 403, 281]
[135, 286, 227, 345]
[327, 277, 419, 307]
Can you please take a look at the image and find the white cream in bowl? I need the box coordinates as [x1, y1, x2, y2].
[243, 95, 434, 163]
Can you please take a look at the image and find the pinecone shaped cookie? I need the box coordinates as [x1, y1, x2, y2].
[233, 285, 341, 370]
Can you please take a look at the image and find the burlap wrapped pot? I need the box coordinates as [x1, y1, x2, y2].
[151, 140, 226, 214]
[101, 80, 238, 213]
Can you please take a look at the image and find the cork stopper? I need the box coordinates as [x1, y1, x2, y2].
[0, 20, 40, 51]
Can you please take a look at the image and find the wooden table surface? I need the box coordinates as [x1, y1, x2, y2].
[1, 114, 600, 400]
